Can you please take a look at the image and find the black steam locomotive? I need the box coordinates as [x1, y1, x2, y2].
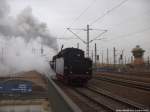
[50, 48, 92, 85]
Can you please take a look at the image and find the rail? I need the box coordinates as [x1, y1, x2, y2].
[47, 78, 82, 112]
[87, 86, 148, 110]
[95, 76, 150, 91]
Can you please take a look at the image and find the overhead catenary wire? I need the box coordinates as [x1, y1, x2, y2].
[56, 38, 78, 40]
[96, 3, 150, 43]
[67, 28, 87, 44]
[68, 0, 97, 28]
[108, 26, 150, 42]
[61, 0, 97, 37]
[106, 10, 150, 31]
[90, 0, 128, 26]
[89, 30, 107, 43]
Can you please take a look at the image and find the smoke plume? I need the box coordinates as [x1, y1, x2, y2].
[0, 0, 57, 76]
[0, 0, 9, 18]
[0, 0, 58, 51]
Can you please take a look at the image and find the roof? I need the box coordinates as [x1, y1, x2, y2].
[132, 45, 145, 53]
[53, 47, 84, 59]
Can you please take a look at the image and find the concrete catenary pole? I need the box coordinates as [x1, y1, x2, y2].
[67, 24, 107, 57]
[102, 50, 104, 65]
[106, 48, 109, 65]
[91, 50, 93, 62]
[77, 43, 79, 49]
[95, 43, 97, 64]
[86, 24, 90, 57]
[121, 49, 124, 64]
[124, 56, 127, 64]
[147, 56, 150, 65]
[67, 24, 107, 58]
[41, 44, 44, 55]
[113, 47, 116, 66]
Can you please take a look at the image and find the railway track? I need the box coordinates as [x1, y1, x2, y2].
[54, 79, 150, 112]
[89, 85, 149, 109]
[54, 80, 107, 112]
[94, 75, 150, 91]
[98, 71, 150, 78]
[74, 86, 149, 112]
[95, 72, 150, 83]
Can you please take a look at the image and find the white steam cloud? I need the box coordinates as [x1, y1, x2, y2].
[0, 0, 57, 76]
[0, 1, 58, 51]
[0, 37, 56, 76]
[0, 0, 9, 18]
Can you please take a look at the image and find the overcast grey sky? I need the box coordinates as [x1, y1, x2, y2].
[8, 0, 150, 61]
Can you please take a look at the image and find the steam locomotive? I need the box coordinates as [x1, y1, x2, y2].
[50, 47, 92, 85]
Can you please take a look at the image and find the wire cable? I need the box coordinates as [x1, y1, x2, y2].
[61, 0, 97, 37]
[90, 0, 128, 25]
[108, 26, 150, 42]
[69, 0, 97, 28]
